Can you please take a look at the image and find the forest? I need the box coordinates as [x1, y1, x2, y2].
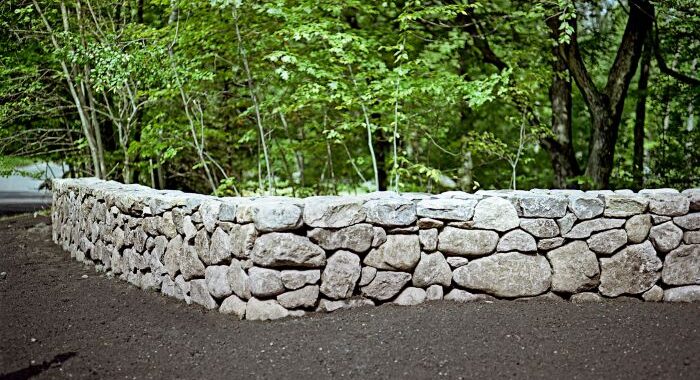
[1, 0, 698, 196]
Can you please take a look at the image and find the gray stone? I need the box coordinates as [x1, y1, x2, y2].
[161, 275, 185, 301]
[190, 279, 218, 310]
[307, 224, 373, 253]
[393, 287, 427, 306]
[515, 292, 564, 303]
[661, 245, 700, 286]
[497, 230, 536, 252]
[444, 289, 494, 303]
[163, 235, 182, 277]
[371, 227, 387, 248]
[179, 244, 205, 280]
[570, 292, 603, 303]
[569, 196, 604, 220]
[625, 214, 652, 243]
[538, 237, 564, 251]
[182, 215, 197, 241]
[452, 252, 551, 298]
[519, 219, 559, 238]
[417, 218, 444, 229]
[447, 221, 475, 229]
[685, 191, 700, 211]
[248, 267, 285, 297]
[363, 235, 420, 270]
[252, 201, 303, 232]
[546, 241, 600, 293]
[603, 195, 648, 217]
[673, 213, 700, 230]
[563, 218, 625, 239]
[640, 188, 679, 195]
[280, 270, 320, 290]
[412, 252, 452, 287]
[663, 285, 700, 302]
[599, 241, 662, 297]
[218, 201, 237, 222]
[416, 198, 478, 221]
[303, 196, 366, 228]
[361, 271, 411, 301]
[205, 265, 233, 298]
[246, 298, 289, 320]
[649, 221, 683, 253]
[437, 227, 499, 257]
[316, 297, 375, 312]
[251, 233, 326, 268]
[446, 256, 469, 268]
[227, 259, 251, 299]
[320, 251, 361, 299]
[684, 231, 700, 244]
[205, 227, 231, 265]
[157, 212, 178, 238]
[472, 197, 520, 231]
[648, 195, 690, 216]
[425, 285, 444, 300]
[229, 223, 256, 259]
[363, 198, 417, 227]
[219, 295, 246, 319]
[519, 195, 568, 218]
[419, 229, 438, 251]
[557, 213, 577, 235]
[642, 285, 664, 302]
[587, 229, 628, 255]
[277, 285, 319, 309]
[200, 200, 221, 232]
[651, 215, 672, 224]
[358, 266, 377, 286]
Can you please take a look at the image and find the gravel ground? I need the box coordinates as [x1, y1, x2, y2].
[1, 213, 699, 379]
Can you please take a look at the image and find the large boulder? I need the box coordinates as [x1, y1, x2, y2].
[303, 196, 366, 228]
[363, 235, 420, 270]
[360, 271, 411, 301]
[307, 223, 374, 253]
[587, 229, 628, 255]
[472, 197, 520, 231]
[412, 252, 452, 287]
[251, 233, 326, 268]
[452, 252, 551, 298]
[363, 198, 417, 227]
[416, 198, 478, 221]
[320, 251, 362, 299]
[599, 241, 662, 297]
[661, 245, 700, 286]
[437, 227, 499, 257]
[649, 221, 683, 253]
[546, 241, 599, 293]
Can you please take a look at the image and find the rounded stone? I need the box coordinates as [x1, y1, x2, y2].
[661, 244, 700, 286]
[587, 229, 628, 255]
[437, 227, 499, 257]
[412, 252, 452, 288]
[546, 241, 600, 294]
[625, 214, 652, 243]
[393, 287, 427, 306]
[599, 241, 662, 297]
[496, 229, 536, 252]
[649, 221, 683, 253]
[472, 197, 520, 232]
[320, 251, 361, 300]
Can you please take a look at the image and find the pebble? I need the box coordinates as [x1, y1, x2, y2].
[0, 271, 6, 279]
[81, 274, 88, 279]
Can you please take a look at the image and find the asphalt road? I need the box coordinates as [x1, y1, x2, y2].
[0, 192, 51, 216]
[1, 214, 699, 379]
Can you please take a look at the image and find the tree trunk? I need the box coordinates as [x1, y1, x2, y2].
[548, 46, 580, 188]
[633, 39, 652, 190]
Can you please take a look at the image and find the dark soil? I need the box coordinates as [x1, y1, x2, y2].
[1, 213, 699, 379]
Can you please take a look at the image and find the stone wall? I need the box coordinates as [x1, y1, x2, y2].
[50, 178, 700, 320]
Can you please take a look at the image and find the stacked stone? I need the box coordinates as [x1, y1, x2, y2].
[51, 179, 700, 321]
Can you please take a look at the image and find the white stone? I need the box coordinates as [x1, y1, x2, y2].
[229, 223, 256, 259]
[425, 285, 444, 300]
[569, 196, 604, 220]
[205, 227, 232, 265]
[303, 196, 366, 228]
[546, 241, 599, 293]
[178, 244, 205, 280]
[663, 285, 700, 302]
[360, 271, 411, 301]
[307, 224, 373, 253]
[371, 227, 387, 247]
[246, 298, 289, 320]
[563, 218, 625, 239]
[280, 269, 320, 290]
[444, 289, 493, 303]
[446, 256, 469, 268]
[200, 200, 221, 232]
[661, 244, 700, 286]
[248, 267, 285, 297]
[557, 213, 577, 235]
[190, 279, 218, 310]
[252, 201, 303, 232]
[537, 237, 565, 251]
[416, 198, 478, 221]
[649, 221, 683, 253]
[648, 195, 690, 216]
[358, 266, 377, 286]
[587, 229, 628, 255]
[673, 213, 700, 230]
[419, 229, 438, 251]
[277, 285, 319, 309]
[393, 287, 427, 306]
[363, 235, 420, 270]
[251, 233, 326, 268]
[496, 229, 536, 252]
[519, 219, 559, 238]
[205, 265, 233, 298]
[363, 198, 417, 227]
[519, 195, 568, 218]
[227, 259, 251, 299]
[625, 214, 652, 243]
[219, 295, 246, 319]
[412, 252, 452, 287]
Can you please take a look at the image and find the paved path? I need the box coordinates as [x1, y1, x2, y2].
[1, 214, 698, 379]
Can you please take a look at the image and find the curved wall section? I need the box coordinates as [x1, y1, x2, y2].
[51, 179, 700, 320]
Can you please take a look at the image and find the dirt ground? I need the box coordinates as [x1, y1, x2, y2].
[1, 213, 699, 379]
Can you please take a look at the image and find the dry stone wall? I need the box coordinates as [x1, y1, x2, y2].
[51, 178, 700, 320]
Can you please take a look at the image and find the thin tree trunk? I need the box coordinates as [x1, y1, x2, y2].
[633, 38, 652, 190]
